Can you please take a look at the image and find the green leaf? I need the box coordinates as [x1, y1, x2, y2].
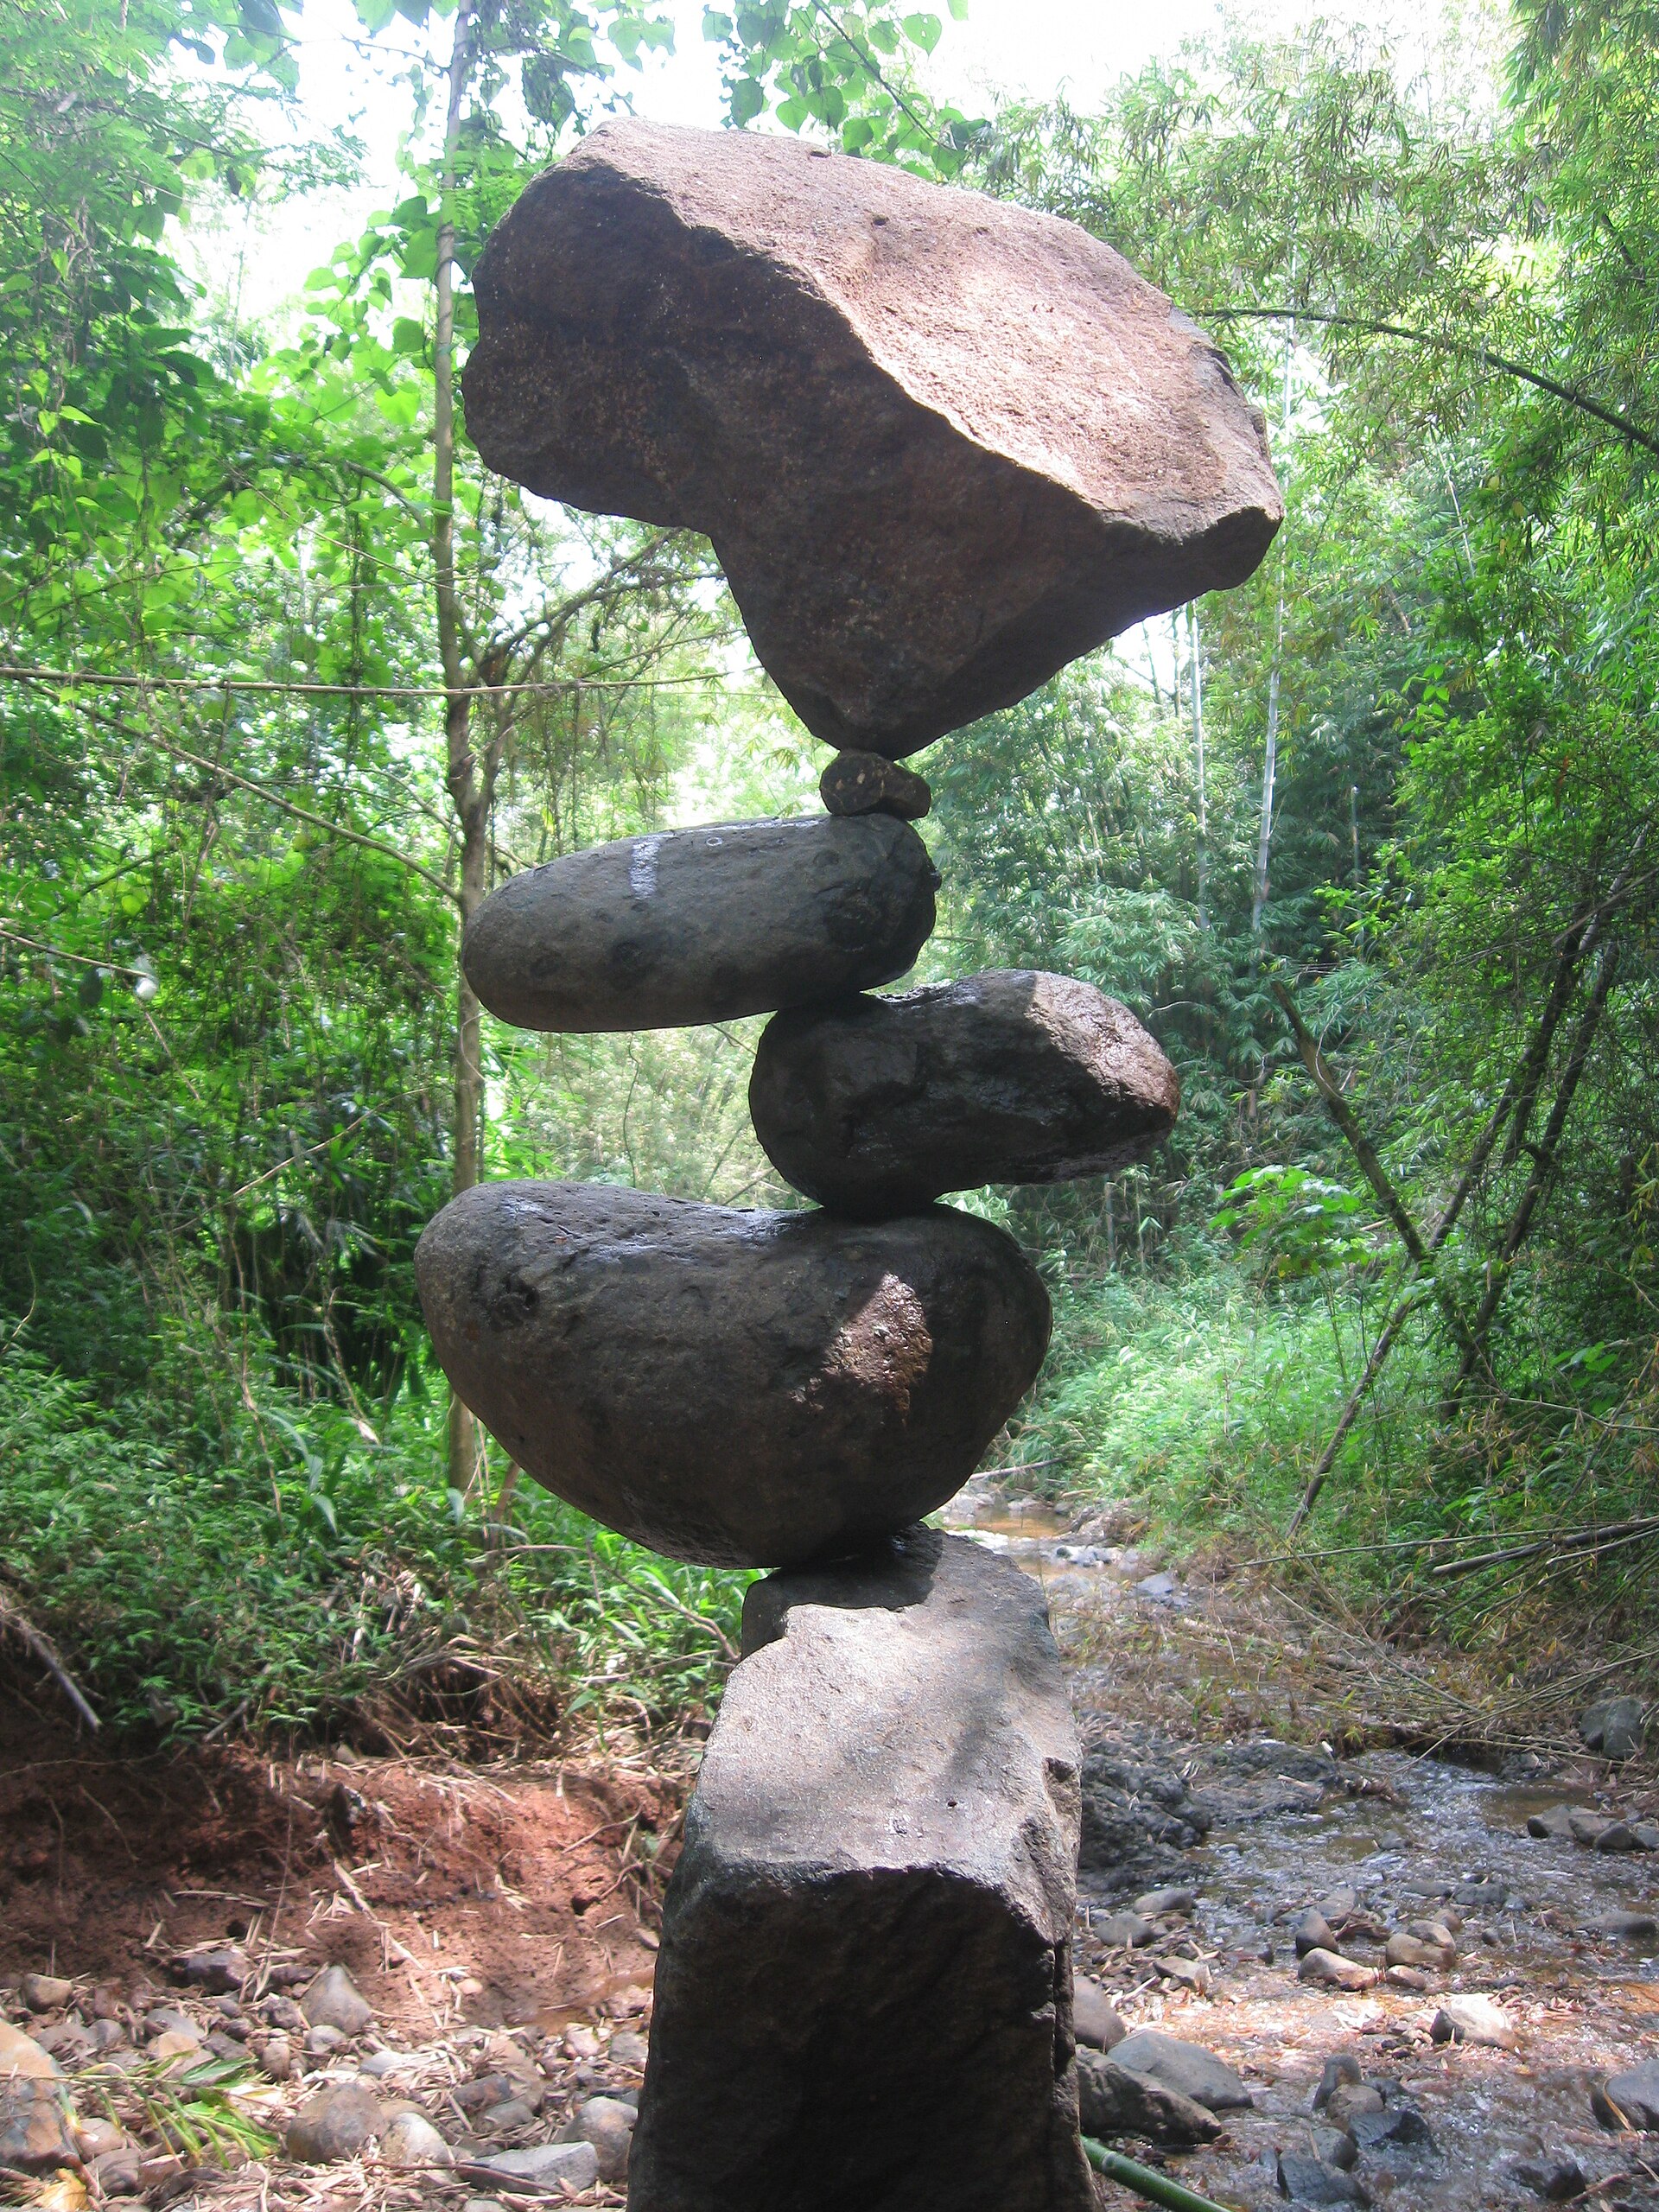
[901, 11, 942, 52]
[702, 8, 734, 38]
[730, 75, 765, 124]
[947, 0, 968, 16]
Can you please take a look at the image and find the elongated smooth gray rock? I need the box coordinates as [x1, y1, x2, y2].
[416, 1183, 1050, 1567]
[750, 969, 1179, 1217]
[463, 814, 937, 1033]
[627, 1529, 1094, 2212]
[464, 118, 1281, 758]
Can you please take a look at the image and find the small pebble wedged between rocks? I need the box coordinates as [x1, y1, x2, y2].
[820, 751, 931, 821]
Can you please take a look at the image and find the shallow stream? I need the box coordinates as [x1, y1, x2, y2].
[941, 1482, 1659, 2209]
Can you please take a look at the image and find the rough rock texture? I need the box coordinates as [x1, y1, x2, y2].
[820, 750, 931, 821]
[1111, 2031, 1252, 2112]
[416, 1182, 1051, 1567]
[285, 2085, 388, 2164]
[1072, 1980, 1125, 2052]
[1580, 1694, 1646, 1758]
[1075, 2054, 1219, 2148]
[464, 119, 1281, 758]
[751, 971, 1179, 1217]
[1597, 2061, 1659, 2131]
[301, 1964, 372, 2036]
[0, 2083, 74, 2172]
[479, 2143, 601, 2190]
[1430, 1995, 1516, 2050]
[464, 815, 937, 1034]
[626, 1529, 1093, 2212]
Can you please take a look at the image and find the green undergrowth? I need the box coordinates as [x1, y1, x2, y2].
[1020, 1255, 1659, 1652]
[0, 1317, 746, 1744]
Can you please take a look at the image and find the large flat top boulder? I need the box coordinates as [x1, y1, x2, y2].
[464, 119, 1281, 757]
[416, 1181, 1050, 1566]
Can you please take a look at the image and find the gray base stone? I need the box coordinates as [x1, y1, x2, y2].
[417, 1182, 1050, 1567]
[626, 1529, 1093, 2212]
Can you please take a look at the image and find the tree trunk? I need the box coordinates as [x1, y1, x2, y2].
[1253, 296, 1296, 951]
[435, 0, 482, 1493]
[1187, 601, 1209, 931]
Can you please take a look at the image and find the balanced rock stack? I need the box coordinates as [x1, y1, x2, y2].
[419, 118, 1278, 2212]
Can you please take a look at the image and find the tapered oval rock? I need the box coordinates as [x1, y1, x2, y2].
[464, 815, 937, 1033]
[750, 971, 1179, 1217]
[463, 118, 1281, 758]
[416, 1181, 1051, 1567]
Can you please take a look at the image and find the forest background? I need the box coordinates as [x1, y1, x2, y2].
[3, 0, 1657, 1747]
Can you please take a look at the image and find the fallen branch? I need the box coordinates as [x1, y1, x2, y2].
[1082, 2139, 1236, 2212]
[0, 1588, 99, 1731]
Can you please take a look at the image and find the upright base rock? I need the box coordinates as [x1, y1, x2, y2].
[627, 1529, 1094, 2212]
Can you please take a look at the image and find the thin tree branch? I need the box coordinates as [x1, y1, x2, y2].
[1204, 306, 1659, 461]
[0, 1588, 99, 1731]
[1273, 979, 1491, 1379]
[1285, 1285, 1434, 1539]
[1448, 935, 1623, 1400]
[73, 698, 460, 908]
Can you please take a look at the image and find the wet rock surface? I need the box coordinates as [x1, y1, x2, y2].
[417, 1179, 1051, 1567]
[628, 1529, 1093, 2211]
[464, 118, 1281, 757]
[462, 813, 937, 1034]
[749, 970, 1179, 1217]
[1077, 2050, 1221, 2145]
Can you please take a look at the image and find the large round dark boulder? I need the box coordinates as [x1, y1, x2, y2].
[416, 1182, 1051, 1567]
[749, 971, 1179, 1217]
[463, 815, 937, 1033]
[462, 119, 1281, 759]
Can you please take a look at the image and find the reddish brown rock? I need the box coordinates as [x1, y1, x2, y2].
[749, 971, 1178, 1217]
[416, 1181, 1051, 1567]
[464, 119, 1281, 758]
